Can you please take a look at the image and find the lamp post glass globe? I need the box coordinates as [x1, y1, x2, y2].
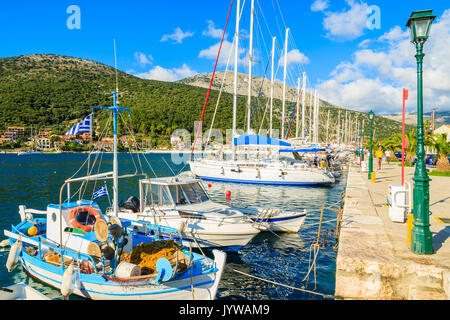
[406, 10, 436, 43]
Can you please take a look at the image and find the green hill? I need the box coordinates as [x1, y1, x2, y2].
[0, 54, 411, 145]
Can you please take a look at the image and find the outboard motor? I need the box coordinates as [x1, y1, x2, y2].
[119, 197, 140, 213]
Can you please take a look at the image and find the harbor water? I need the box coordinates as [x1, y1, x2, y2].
[0, 153, 347, 300]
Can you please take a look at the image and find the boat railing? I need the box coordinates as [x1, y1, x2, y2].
[19, 205, 47, 222]
[123, 218, 184, 245]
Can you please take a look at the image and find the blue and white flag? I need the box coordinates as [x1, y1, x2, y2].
[93, 184, 108, 200]
[65, 115, 92, 136]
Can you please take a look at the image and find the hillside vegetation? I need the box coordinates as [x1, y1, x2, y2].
[0, 54, 411, 145]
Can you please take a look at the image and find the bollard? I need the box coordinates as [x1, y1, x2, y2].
[371, 172, 376, 183]
[407, 213, 414, 247]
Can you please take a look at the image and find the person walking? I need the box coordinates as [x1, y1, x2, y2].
[375, 147, 383, 170]
[385, 149, 391, 165]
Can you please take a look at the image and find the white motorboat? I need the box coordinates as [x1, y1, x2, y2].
[114, 176, 261, 249]
[114, 174, 307, 249]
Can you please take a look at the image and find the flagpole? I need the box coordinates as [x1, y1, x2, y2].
[402, 88, 408, 186]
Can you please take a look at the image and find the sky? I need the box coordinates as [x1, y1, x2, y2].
[0, 0, 449, 115]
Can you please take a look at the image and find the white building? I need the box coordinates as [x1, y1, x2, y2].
[36, 137, 51, 150]
[433, 125, 450, 141]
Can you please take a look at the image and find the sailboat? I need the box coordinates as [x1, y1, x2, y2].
[17, 125, 42, 156]
[189, 0, 335, 186]
[3, 92, 226, 300]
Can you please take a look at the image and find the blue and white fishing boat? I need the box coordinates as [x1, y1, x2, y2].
[2, 92, 226, 300]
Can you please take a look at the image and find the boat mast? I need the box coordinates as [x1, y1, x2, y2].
[247, 0, 255, 134]
[301, 72, 306, 140]
[309, 90, 313, 141]
[337, 111, 341, 144]
[270, 36, 275, 138]
[326, 109, 330, 144]
[296, 77, 300, 138]
[232, 0, 240, 161]
[317, 92, 320, 143]
[313, 89, 317, 144]
[112, 92, 119, 216]
[281, 27, 289, 140]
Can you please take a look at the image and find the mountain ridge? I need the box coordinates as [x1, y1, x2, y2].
[0, 54, 412, 144]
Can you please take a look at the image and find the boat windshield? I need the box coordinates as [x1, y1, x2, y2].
[168, 182, 209, 205]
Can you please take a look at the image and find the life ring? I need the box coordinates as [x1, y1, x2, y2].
[68, 206, 102, 233]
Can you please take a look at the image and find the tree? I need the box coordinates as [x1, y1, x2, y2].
[429, 133, 450, 172]
[404, 129, 417, 164]
[382, 133, 402, 153]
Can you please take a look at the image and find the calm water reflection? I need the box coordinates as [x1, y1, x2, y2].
[0, 153, 346, 300]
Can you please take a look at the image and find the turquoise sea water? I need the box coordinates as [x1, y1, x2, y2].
[0, 153, 347, 300]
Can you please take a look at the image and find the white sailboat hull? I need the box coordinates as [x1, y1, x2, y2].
[189, 160, 335, 185]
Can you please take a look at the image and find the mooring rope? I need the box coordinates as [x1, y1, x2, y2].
[231, 268, 334, 299]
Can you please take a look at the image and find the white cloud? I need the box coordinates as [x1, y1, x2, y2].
[160, 27, 194, 44]
[134, 64, 197, 82]
[318, 0, 369, 41]
[199, 39, 248, 67]
[311, 0, 329, 12]
[202, 20, 224, 39]
[133, 52, 153, 67]
[317, 9, 450, 113]
[278, 49, 310, 67]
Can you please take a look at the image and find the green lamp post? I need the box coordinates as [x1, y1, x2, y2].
[367, 111, 374, 180]
[361, 127, 365, 162]
[406, 10, 436, 254]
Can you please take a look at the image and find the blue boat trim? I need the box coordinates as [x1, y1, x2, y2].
[251, 213, 306, 223]
[197, 176, 332, 186]
[18, 246, 217, 296]
[22, 260, 215, 296]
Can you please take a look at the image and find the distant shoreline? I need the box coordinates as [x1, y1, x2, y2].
[0, 149, 203, 155]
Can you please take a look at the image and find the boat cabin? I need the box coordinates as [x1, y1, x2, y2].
[139, 177, 210, 212]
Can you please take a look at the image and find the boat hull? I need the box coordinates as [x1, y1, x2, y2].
[18, 248, 226, 300]
[189, 161, 335, 186]
[117, 213, 260, 249]
[251, 213, 306, 233]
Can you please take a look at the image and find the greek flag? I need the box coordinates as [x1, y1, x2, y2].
[93, 184, 108, 200]
[65, 115, 92, 136]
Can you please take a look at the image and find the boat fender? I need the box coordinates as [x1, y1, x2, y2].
[178, 220, 185, 233]
[6, 238, 22, 272]
[27, 224, 45, 237]
[0, 239, 10, 248]
[61, 263, 77, 299]
[156, 258, 174, 282]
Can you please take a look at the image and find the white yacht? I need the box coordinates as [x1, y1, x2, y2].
[189, 135, 335, 186]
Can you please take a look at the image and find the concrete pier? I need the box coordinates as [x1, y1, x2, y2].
[335, 161, 450, 300]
